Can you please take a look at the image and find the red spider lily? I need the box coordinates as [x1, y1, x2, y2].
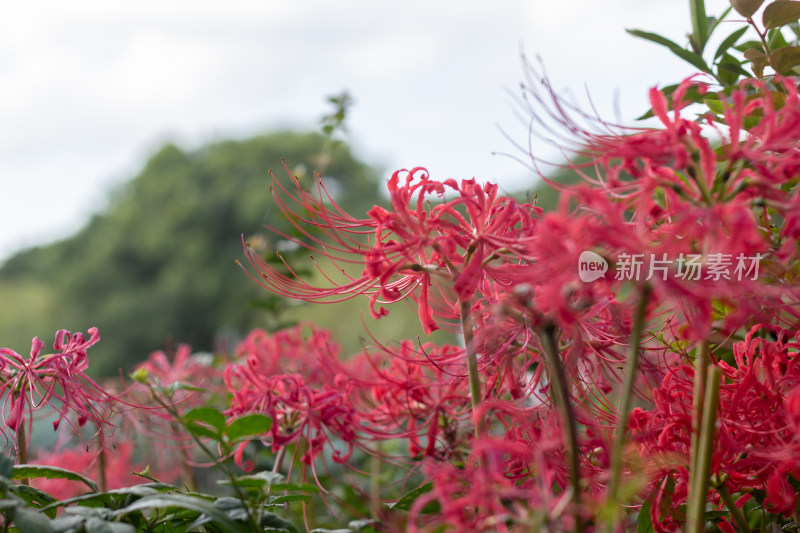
[0, 328, 123, 444]
[137, 343, 218, 389]
[406, 406, 610, 533]
[630, 325, 800, 528]
[520, 71, 800, 336]
[241, 164, 540, 334]
[224, 325, 362, 474]
[350, 341, 474, 458]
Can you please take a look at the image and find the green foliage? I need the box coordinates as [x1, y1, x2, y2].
[0, 132, 381, 377]
[629, 0, 800, 88]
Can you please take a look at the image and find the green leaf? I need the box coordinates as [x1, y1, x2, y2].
[218, 471, 286, 491]
[770, 44, 800, 72]
[85, 517, 136, 533]
[225, 414, 272, 441]
[185, 407, 226, 439]
[10, 485, 56, 518]
[185, 407, 226, 432]
[390, 482, 434, 512]
[348, 519, 379, 533]
[744, 47, 769, 75]
[732, 0, 766, 17]
[261, 512, 297, 532]
[626, 29, 712, 72]
[764, 0, 800, 29]
[714, 26, 749, 59]
[111, 493, 246, 533]
[12, 465, 97, 493]
[638, 500, 655, 532]
[12, 506, 55, 533]
[270, 494, 311, 505]
[690, 0, 710, 50]
[704, 97, 724, 115]
[717, 54, 753, 84]
[165, 381, 205, 394]
[270, 482, 320, 493]
[768, 26, 790, 47]
[708, 6, 734, 35]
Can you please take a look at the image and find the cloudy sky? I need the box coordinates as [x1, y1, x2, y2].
[0, 0, 732, 262]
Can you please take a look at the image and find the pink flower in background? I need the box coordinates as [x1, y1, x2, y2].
[31, 441, 144, 500]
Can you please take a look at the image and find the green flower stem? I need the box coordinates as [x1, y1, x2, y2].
[686, 365, 722, 533]
[15, 424, 28, 486]
[690, 342, 709, 475]
[146, 383, 259, 531]
[539, 324, 582, 533]
[97, 430, 107, 492]
[13, 391, 28, 485]
[459, 299, 483, 438]
[717, 481, 750, 533]
[608, 284, 651, 508]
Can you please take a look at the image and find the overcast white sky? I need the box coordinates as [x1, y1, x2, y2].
[0, 0, 732, 263]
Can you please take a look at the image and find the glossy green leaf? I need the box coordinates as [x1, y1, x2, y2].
[714, 26, 749, 58]
[225, 413, 272, 441]
[185, 407, 226, 432]
[731, 0, 765, 17]
[12, 465, 98, 493]
[763, 0, 800, 28]
[111, 493, 246, 532]
[626, 29, 712, 72]
[185, 407, 225, 438]
[390, 482, 433, 512]
[770, 44, 800, 73]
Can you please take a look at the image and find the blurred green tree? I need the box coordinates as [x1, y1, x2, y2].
[0, 131, 382, 376]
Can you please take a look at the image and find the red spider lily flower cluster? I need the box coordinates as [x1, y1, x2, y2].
[227, 74, 800, 530]
[224, 325, 361, 471]
[0, 328, 124, 445]
[241, 165, 541, 335]
[630, 324, 800, 530]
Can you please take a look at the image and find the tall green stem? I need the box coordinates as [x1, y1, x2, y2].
[539, 324, 582, 532]
[608, 284, 651, 505]
[690, 342, 709, 475]
[717, 481, 750, 533]
[97, 431, 107, 492]
[13, 392, 28, 486]
[686, 365, 721, 533]
[459, 299, 482, 437]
